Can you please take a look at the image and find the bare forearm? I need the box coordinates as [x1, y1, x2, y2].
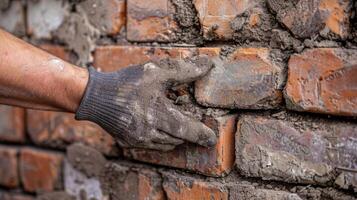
[0, 29, 88, 112]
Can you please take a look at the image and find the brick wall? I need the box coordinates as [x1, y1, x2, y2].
[0, 0, 356, 199]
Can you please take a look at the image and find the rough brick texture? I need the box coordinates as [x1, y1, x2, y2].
[285, 48, 357, 116]
[20, 148, 63, 193]
[27, 110, 118, 156]
[267, 0, 352, 39]
[0, 146, 19, 188]
[124, 115, 237, 176]
[0, 106, 25, 143]
[127, 0, 178, 42]
[195, 48, 283, 109]
[236, 114, 357, 190]
[194, 0, 254, 40]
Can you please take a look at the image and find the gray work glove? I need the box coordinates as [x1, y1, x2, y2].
[75, 56, 217, 151]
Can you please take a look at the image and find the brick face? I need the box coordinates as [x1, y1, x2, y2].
[194, 0, 253, 40]
[20, 148, 63, 193]
[162, 172, 228, 200]
[127, 0, 178, 42]
[0, 146, 19, 188]
[77, 0, 126, 35]
[26, 110, 119, 156]
[0, 106, 25, 143]
[94, 46, 196, 72]
[267, 0, 352, 39]
[285, 48, 357, 116]
[195, 48, 283, 109]
[236, 114, 357, 189]
[124, 115, 237, 176]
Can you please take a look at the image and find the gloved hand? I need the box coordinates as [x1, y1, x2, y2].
[75, 56, 217, 151]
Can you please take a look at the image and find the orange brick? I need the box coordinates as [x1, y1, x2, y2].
[285, 48, 357, 116]
[194, 0, 253, 39]
[124, 115, 237, 176]
[162, 172, 228, 200]
[127, 0, 178, 42]
[195, 48, 283, 109]
[0, 146, 19, 188]
[20, 148, 63, 193]
[77, 0, 126, 35]
[39, 45, 72, 62]
[26, 110, 119, 156]
[93, 46, 196, 72]
[0, 105, 25, 143]
[267, 0, 351, 38]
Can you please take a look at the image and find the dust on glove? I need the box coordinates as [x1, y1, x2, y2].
[75, 56, 217, 151]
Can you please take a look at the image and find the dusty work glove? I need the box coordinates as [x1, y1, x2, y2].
[75, 57, 217, 151]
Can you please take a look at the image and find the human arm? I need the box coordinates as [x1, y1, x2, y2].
[0, 29, 88, 112]
[0, 29, 217, 150]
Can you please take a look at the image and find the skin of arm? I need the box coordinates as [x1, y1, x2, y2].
[0, 29, 88, 112]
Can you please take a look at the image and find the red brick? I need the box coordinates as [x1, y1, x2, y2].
[26, 110, 119, 156]
[194, 0, 254, 40]
[195, 48, 283, 109]
[0, 105, 25, 143]
[20, 148, 63, 193]
[124, 115, 237, 176]
[267, 0, 351, 38]
[77, 0, 126, 35]
[94, 46, 196, 72]
[0, 146, 19, 188]
[162, 172, 228, 200]
[285, 48, 357, 116]
[39, 45, 72, 62]
[127, 0, 178, 42]
[236, 114, 357, 189]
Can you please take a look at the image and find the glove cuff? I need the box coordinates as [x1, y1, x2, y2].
[75, 67, 133, 134]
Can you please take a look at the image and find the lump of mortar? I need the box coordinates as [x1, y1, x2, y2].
[0, 0, 10, 10]
[54, 13, 99, 66]
[36, 191, 75, 200]
[66, 143, 107, 178]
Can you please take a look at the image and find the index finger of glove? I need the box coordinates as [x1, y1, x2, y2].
[157, 104, 217, 147]
[158, 55, 214, 84]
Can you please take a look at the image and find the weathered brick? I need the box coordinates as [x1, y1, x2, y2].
[20, 148, 63, 193]
[77, 0, 125, 35]
[162, 172, 228, 200]
[229, 184, 302, 200]
[236, 114, 357, 190]
[94, 46, 196, 72]
[194, 0, 254, 40]
[0, 146, 19, 188]
[127, 0, 178, 42]
[195, 48, 283, 109]
[124, 115, 237, 176]
[267, 0, 352, 38]
[65, 144, 164, 200]
[285, 48, 357, 116]
[101, 163, 165, 200]
[39, 45, 72, 62]
[26, 110, 119, 156]
[0, 105, 25, 143]
[27, 0, 69, 39]
[0, 0, 25, 36]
